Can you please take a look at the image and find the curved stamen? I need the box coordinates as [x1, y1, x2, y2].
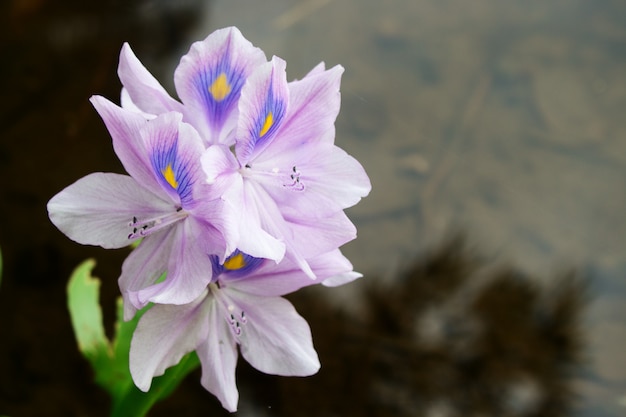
[209, 282, 248, 337]
[127, 208, 188, 239]
[285, 165, 305, 191]
[241, 164, 305, 191]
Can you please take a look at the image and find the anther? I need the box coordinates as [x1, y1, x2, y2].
[127, 210, 188, 239]
[284, 166, 305, 191]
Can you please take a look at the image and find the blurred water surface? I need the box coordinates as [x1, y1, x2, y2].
[218, 3, 625, 415]
[0, 0, 624, 416]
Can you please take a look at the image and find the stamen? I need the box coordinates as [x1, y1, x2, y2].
[127, 209, 187, 239]
[243, 164, 306, 191]
[209, 280, 248, 337]
[225, 305, 247, 336]
[284, 165, 305, 191]
[228, 305, 248, 336]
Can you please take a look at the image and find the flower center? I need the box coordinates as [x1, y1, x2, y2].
[223, 252, 246, 270]
[127, 208, 188, 239]
[208, 73, 232, 102]
[211, 250, 266, 278]
[259, 111, 274, 137]
[162, 164, 179, 189]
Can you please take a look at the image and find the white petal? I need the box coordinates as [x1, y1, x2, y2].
[322, 271, 363, 287]
[90, 95, 168, 198]
[221, 175, 286, 262]
[120, 227, 174, 320]
[118, 43, 183, 115]
[129, 293, 209, 391]
[255, 143, 371, 217]
[231, 291, 320, 376]
[133, 219, 215, 307]
[197, 298, 240, 412]
[47, 173, 172, 249]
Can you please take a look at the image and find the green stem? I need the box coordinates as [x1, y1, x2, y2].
[110, 352, 200, 417]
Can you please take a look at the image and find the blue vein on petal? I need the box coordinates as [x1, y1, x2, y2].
[151, 135, 194, 207]
[195, 43, 246, 131]
[211, 250, 265, 279]
[251, 79, 286, 150]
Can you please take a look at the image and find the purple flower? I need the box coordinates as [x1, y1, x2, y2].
[117, 26, 290, 263]
[119, 26, 266, 147]
[48, 98, 235, 319]
[201, 57, 371, 277]
[49, 27, 371, 409]
[129, 249, 360, 411]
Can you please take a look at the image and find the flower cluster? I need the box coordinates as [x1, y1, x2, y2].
[47, 27, 370, 411]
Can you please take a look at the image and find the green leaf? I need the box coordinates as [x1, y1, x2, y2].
[67, 260, 200, 417]
[67, 259, 111, 366]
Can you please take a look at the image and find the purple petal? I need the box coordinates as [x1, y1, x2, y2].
[141, 113, 205, 208]
[129, 292, 210, 391]
[120, 227, 174, 319]
[189, 197, 238, 262]
[90, 95, 166, 198]
[120, 88, 157, 119]
[285, 209, 358, 259]
[129, 218, 215, 307]
[252, 142, 371, 217]
[229, 291, 320, 376]
[242, 181, 315, 277]
[47, 172, 172, 250]
[174, 26, 267, 146]
[217, 174, 286, 262]
[235, 56, 289, 165]
[300, 61, 327, 78]
[225, 249, 358, 296]
[200, 144, 240, 193]
[256, 64, 344, 160]
[118, 42, 183, 115]
[197, 297, 239, 412]
[322, 271, 362, 287]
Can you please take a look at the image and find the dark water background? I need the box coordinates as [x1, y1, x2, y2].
[1, 0, 625, 416]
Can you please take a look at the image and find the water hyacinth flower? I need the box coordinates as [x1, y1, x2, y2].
[119, 26, 266, 147]
[48, 25, 371, 413]
[202, 56, 371, 277]
[130, 249, 360, 411]
[119, 26, 286, 262]
[119, 26, 370, 269]
[48, 99, 234, 319]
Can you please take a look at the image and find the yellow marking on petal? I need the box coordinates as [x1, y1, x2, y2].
[224, 253, 246, 270]
[162, 164, 178, 189]
[259, 112, 273, 137]
[208, 73, 232, 101]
